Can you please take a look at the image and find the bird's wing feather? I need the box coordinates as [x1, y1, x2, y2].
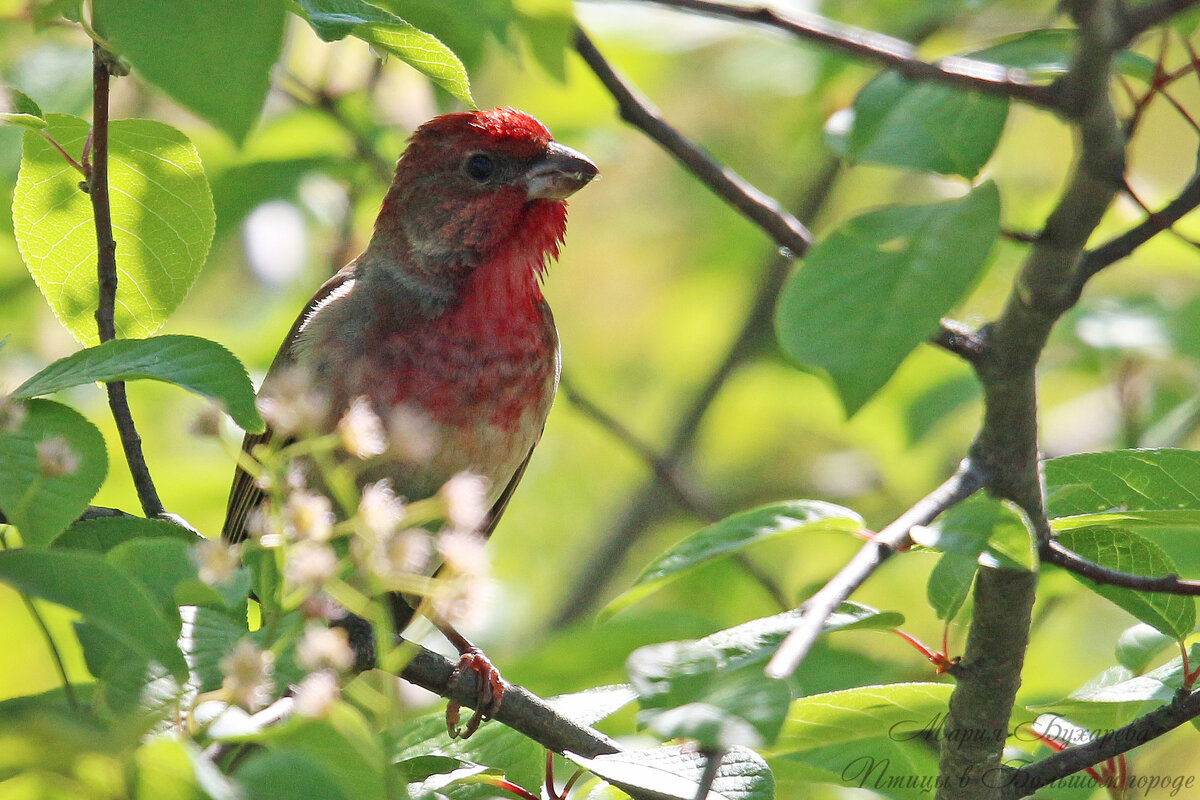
[222, 266, 357, 545]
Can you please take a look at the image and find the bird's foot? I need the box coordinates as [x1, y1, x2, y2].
[446, 646, 504, 739]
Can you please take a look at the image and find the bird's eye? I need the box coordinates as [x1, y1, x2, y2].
[464, 153, 495, 182]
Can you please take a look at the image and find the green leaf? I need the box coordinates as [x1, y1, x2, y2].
[847, 72, 1008, 178]
[625, 604, 902, 750]
[1, 86, 47, 130]
[28, 0, 82, 29]
[903, 371, 980, 443]
[92, 0, 286, 143]
[13, 115, 216, 345]
[1045, 449, 1200, 521]
[184, 606, 250, 694]
[1054, 527, 1195, 639]
[639, 673, 792, 751]
[775, 182, 1000, 414]
[295, 0, 475, 107]
[1115, 622, 1176, 674]
[926, 551, 977, 622]
[603, 501, 863, 619]
[0, 399, 107, 547]
[916, 494, 1037, 571]
[767, 682, 953, 757]
[565, 746, 773, 800]
[969, 29, 1156, 84]
[0, 548, 187, 679]
[251, 705, 387, 800]
[235, 749, 350, 800]
[1029, 647, 1200, 730]
[135, 736, 243, 800]
[626, 604, 902, 688]
[511, 0, 575, 81]
[54, 515, 201, 552]
[13, 334, 265, 433]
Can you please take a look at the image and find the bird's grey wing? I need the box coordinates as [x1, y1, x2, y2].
[222, 266, 357, 545]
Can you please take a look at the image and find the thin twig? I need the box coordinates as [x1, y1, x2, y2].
[574, 26, 813, 257]
[623, 0, 1059, 108]
[1042, 540, 1200, 594]
[999, 689, 1200, 800]
[765, 458, 987, 679]
[88, 43, 163, 518]
[1074, 168, 1200, 287]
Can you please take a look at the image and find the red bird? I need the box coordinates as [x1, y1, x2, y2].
[222, 107, 598, 735]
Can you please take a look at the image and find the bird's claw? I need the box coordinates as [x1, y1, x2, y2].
[446, 646, 504, 739]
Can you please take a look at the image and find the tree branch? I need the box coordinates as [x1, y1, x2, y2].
[999, 689, 1200, 800]
[1074, 167, 1200, 288]
[1119, 0, 1200, 44]
[399, 645, 626, 760]
[1042, 539, 1200, 594]
[623, 0, 1059, 108]
[88, 43, 163, 518]
[931, 319, 989, 364]
[574, 26, 813, 257]
[765, 458, 987, 678]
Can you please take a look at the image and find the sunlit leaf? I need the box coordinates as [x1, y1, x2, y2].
[13, 334, 265, 433]
[53, 515, 201, 552]
[295, 0, 475, 107]
[565, 746, 772, 800]
[93, 0, 286, 143]
[767, 682, 953, 757]
[603, 500, 862, 619]
[13, 115, 215, 345]
[1045, 449, 1200, 521]
[0, 399, 107, 547]
[775, 182, 999, 414]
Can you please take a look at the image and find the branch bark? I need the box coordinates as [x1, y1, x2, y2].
[88, 43, 163, 518]
[998, 689, 1200, 799]
[627, 0, 1058, 108]
[574, 26, 813, 257]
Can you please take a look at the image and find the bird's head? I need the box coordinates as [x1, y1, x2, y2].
[367, 108, 598, 298]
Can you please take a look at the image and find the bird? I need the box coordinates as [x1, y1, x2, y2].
[222, 107, 598, 736]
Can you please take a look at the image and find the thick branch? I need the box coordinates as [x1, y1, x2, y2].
[765, 459, 986, 678]
[933, 3, 1127, 797]
[574, 26, 812, 256]
[625, 0, 1058, 108]
[1000, 689, 1200, 799]
[88, 44, 163, 518]
[937, 569, 1037, 798]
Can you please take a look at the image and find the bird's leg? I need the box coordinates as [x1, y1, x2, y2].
[436, 617, 505, 739]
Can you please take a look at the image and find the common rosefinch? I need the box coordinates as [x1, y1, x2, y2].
[222, 107, 597, 735]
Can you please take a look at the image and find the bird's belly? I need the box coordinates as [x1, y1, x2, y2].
[346, 333, 558, 506]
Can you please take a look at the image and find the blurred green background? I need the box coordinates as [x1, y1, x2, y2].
[3, 0, 1200, 796]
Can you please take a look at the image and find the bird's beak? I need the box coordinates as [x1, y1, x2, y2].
[525, 141, 599, 201]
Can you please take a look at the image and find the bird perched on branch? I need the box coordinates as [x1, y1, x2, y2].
[222, 107, 598, 736]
